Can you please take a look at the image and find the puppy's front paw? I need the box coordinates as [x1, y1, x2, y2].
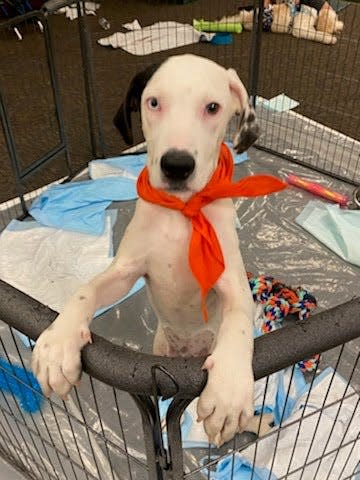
[197, 352, 254, 447]
[31, 319, 92, 400]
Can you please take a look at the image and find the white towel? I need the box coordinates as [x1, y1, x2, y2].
[98, 20, 214, 55]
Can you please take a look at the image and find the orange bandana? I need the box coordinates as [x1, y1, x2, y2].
[137, 143, 287, 321]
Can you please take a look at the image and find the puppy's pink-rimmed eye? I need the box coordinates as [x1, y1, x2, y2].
[147, 97, 160, 110]
[205, 102, 220, 115]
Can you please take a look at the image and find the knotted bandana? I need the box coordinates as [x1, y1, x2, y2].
[137, 143, 287, 320]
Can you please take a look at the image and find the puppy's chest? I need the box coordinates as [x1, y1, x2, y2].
[147, 212, 193, 280]
[144, 201, 232, 298]
[145, 202, 229, 278]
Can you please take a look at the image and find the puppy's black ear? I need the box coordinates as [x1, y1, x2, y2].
[227, 68, 260, 154]
[233, 103, 260, 154]
[113, 63, 162, 145]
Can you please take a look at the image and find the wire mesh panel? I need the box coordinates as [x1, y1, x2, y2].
[0, 279, 359, 480]
[0, 320, 152, 480]
[0, 10, 72, 209]
[183, 348, 359, 480]
[52, 0, 360, 186]
[0, 2, 101, 229]
[0, 1, 359, 480]
[65, 0, 255, 157]
[254, 1, 360, 184]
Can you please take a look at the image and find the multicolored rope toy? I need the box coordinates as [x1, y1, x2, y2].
[247, 273, 319, 372]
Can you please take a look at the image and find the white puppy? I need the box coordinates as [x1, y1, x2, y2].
[32, 54, 261, 447]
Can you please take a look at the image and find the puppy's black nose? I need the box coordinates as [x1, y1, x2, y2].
[160, 149, 195, 181]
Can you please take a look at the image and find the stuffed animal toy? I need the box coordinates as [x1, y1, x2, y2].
[316, 5, 344, 36]
[219, 10, 254, 32]
[272, 2, 339, 44]
[220, 2, 343, 44]
[271, 3, 291, 33]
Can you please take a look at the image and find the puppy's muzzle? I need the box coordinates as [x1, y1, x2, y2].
[160, 150, 195, 185]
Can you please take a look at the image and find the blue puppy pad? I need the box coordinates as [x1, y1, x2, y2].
[253, 367, 306, 426]
[296, 200, 360, 267]
[89, 153, 147, 179]
[0, 357, 43, 413]
[12, 331, 35, 349]
[233, 152, 249, 164]
[225, 142, 249, 164]
[200, 455, 277, 480]
[272, 367, 306, 425]
[29, 177, 137, 235]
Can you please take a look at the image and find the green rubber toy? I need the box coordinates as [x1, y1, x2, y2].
[193, 19, 243, 34]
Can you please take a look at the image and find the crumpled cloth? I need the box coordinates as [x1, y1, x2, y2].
[98, 20, 214, 55]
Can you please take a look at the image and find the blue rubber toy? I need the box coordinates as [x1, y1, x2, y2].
[0, 357, 43, 413]
[211, 32, 233, 45]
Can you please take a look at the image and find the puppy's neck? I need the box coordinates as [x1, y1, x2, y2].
[168, 190, 194, 202]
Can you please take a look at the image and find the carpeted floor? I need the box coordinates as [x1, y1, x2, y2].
[0, 0, 359, 204]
